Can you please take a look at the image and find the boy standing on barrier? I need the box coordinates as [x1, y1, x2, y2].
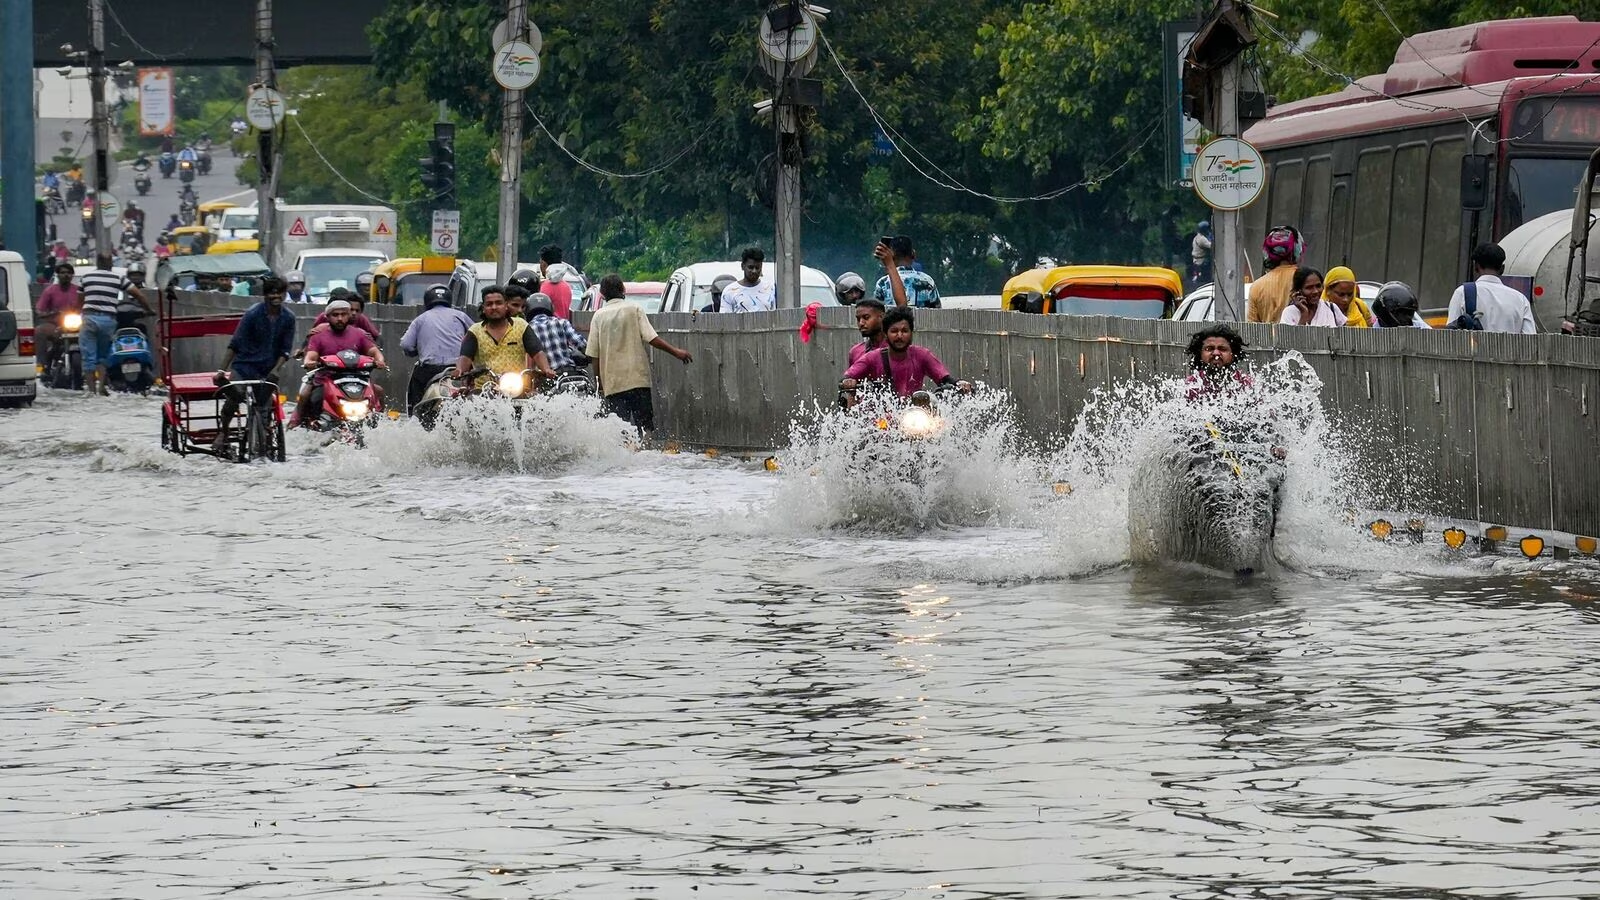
[586, 274, 692, 433]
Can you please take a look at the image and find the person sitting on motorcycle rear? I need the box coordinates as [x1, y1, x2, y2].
[452, 286, 557, 389]
[1372, 281, 1431, 329]
[293, 299, 386, 427]
[34, 263, 81, 368]
[525, 291, 588, 373]
[847, 297, 887, 366]
[504, 284, 530, 320]
[307, 288, 381, 341]
[839, 307, 969, 407]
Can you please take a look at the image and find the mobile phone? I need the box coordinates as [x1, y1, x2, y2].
[879, 235, 893, 247]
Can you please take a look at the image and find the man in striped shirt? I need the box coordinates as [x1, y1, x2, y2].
[79, 254, 150, 395]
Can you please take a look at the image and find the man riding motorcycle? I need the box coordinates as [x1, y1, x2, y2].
[293, 299, 386, 427]
[451, 286, 557, 389]
[34, 263, 81, 370]
[846, 297, 887, 366]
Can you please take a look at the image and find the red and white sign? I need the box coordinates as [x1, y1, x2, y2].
[286, 217, 309, 237]
[138, 68, 175, 136]
[373, 220, 392, 236]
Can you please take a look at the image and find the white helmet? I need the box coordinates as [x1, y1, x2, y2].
[836, 271, 866, 302]
[285, 270, 306, 285]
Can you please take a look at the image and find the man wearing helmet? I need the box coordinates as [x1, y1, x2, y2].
[1246, 225, 1303, 323]
[401, 284, 474, 411]
[702, 273, 737, 312]
[836, 272, 867, 305]
[284, 270, 310, 304]
[354, 270, 375, 304]
[1372, 281, 1430, 329]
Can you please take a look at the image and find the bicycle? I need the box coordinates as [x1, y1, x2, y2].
[219, 379, 286, 463]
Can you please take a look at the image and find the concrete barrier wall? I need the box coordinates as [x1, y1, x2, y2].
[169, 293, 1600, 535]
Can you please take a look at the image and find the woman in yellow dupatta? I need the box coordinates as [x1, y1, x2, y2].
[1323, 265, 1375, 326]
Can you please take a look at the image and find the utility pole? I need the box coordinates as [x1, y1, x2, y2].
[758, 2, 821, 308]
[1213, 58, 1242, 321]
[0, 0, 37, 271]
[775, 104, 802, 310]
[496, 0, 529, 269]
[255, 0, 277, 267]
[88, 0, 110, 261]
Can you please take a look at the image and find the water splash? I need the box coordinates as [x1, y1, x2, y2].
[351, 394, 638, 475]
[769, 387, 1045, 532]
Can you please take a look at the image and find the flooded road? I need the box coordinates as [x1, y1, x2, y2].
[3, 389, 1600, 899]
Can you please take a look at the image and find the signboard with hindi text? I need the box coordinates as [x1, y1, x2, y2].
[138, 68, 174, 136]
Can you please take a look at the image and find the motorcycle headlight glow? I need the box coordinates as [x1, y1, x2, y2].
[497, 371, 528, 397]
[61, 312, 82, 331]
[338, 399, 370, 421]
[898, 407, 942, 439]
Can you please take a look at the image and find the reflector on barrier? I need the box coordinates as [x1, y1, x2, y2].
[1443, 528, 1468, 549]
[1519, 536, 1545, 559]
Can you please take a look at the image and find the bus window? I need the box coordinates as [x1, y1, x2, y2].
[1243, 174, 1269, 256]
[1503, 156, 1591, 233]
[1422, 139, 1465, 305]
[1352, 148, 1394, 279]
[1388, 144, 1427, 288]
[1302, 158, 1332, 271]
[1329, 181, 1352, 269]
[1270, 159, 1304, 232]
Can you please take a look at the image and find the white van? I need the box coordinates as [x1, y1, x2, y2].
[659, 262, 836, 313]
[0, 252, 38, 407]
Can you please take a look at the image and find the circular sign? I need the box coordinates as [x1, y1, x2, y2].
[759, 7, 819, 63]
[245, 85, 286, 131]
[97, 191, 121, 224]
[492, 40, 542, 91]
[1192, 136, 1266, 211]
[492, 18, 542, 56]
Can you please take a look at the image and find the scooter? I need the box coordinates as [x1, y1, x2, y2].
[197, 148, 213, 176]
[105, 321, 155, 393]
[301, 349, 383, 445]
[43, 311, 84, 390]
[65, 178, 86, 205]
[42, 185, 65, 215]
[178, 159, 195, 184]
[158, 152, 175, 179]
[134, 172, 151, 196]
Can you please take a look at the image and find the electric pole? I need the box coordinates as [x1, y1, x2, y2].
[255, 0, 277, 266]
[88, 0, 110, 261]
[758, 2, 822, 308]
[496, 0, 529, 269]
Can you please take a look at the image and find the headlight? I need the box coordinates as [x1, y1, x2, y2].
[62, 312, 82, 331]
[898, 407, 942, 439]
[497, 371, 528, 397]
[338, 399, 370, 421]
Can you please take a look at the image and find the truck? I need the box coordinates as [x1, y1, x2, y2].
[271, 201, 399, 302]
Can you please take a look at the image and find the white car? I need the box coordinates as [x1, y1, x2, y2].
[448, 259, 587, 308]
[1172, 280, 1383, 322]
[0, 252, 38, 407]
[659, 261, 836, 312]
[214, 206, 259, 242]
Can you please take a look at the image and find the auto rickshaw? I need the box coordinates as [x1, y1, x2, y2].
[156, 251, 274, 293]
[207, 238, 261, 255]
[197, 200, 237, 231]
[369, 256, 455, 304]
[1013, 265, 1185, 319]
[168, 225, 213, 257]
[1002, 268, 1052, 312]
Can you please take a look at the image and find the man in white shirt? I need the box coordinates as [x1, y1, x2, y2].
[719, 247, 776, 312]
[1446, 243, 1536, 334]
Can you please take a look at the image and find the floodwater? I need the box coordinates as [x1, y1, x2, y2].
[3, 379, 1600, 900]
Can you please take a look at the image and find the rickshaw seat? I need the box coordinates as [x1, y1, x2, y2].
[167, 373, 223, 398]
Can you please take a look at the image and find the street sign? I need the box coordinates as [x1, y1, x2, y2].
[431, 209, 460, 255]
[492, 40, 541, 91]
[245, 85, 287, 131]
[758, 7, 819, 79]
[1192, 137, 1265, 211]
[492, 17, 542, 56]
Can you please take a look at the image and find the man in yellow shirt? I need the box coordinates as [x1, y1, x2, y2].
[586, 274, 692, 433]
[1246, 225, 1303, 323]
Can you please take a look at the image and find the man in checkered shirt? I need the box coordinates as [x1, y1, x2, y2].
[526, 292, 588, 371]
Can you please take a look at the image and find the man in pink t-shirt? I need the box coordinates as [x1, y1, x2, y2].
[840, 307, 969, 401]
[292, 299, 387, 426]
[34, 263, 83, 367]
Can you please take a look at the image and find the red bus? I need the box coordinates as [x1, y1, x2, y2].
[1243, 16, 1600, 317]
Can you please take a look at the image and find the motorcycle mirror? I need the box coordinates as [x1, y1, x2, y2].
[910, 390, 933, 408]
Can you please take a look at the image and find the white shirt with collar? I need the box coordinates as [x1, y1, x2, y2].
[1446, 274, 1536, 334]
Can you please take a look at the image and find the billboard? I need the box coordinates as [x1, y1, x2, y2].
[1162, 21, 1209, 188]
[137, 68, 174, 136]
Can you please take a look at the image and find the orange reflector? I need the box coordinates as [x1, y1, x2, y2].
[1369, 519, 1393, 539]
[763, 457, 780, 472]
[386, 410, 401, 420]
[1485, 526, 1508, 542]
[663, 441, 680, 454]
[704, 448, 719, 459]
[1578, 536, 1598, 555]
[1519, 536, 1545, 559]
[1052, 482, 1072, 495]
[1443, 528, 1468, 549]
[279, 394, 288, 404]
[875, 419, 889, 430]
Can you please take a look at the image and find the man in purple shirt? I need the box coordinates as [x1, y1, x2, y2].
[34, 263, 82, 368]
[845, 298, 886, 366]
[840, 307, 969, 403]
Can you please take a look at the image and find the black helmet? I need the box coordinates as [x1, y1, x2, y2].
[526, 291, 555, 315]
[1373, 281, 1418, 327]
[507, 268, 541, 292]
[422, 285, 451, 308]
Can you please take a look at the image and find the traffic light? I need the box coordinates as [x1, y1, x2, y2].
[433, 122, 456, 210]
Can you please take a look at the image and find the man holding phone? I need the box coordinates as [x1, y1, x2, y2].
[872, 235, 941, 308]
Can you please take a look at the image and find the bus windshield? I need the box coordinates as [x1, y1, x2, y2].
[1503, 157, 1591, 232]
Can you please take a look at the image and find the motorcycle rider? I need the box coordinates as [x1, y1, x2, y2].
[1182, 324, 1252, 401]
[839, 307, 969, 405]
[504, 283, 530, 320]
[526, 292, 588, 373]
[117, 267, 152, 335]
[123, 202, 146, 242]
[846, 297, 887, 365]
[307, 288, 381, 340]
[293, 299, 386, 427]
[354, 271, 375, 304]
[1372, 281, 1431, 329]
[164, 214, 182, 233]
[400, 285, 473, 412]
[214, 275, 295, 452]
[451, 285, 557, 389]
[284, 270, 310, 303]
[34, 263, 81, 369]
[835, 271, 867, 306]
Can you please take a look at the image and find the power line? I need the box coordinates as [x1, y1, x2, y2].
[287, 113, 393, 205]
[524, 102, 708, 179]
[102, 0, 165, 62]
[820, 31, 1162, 203]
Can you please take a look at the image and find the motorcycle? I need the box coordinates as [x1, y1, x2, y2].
[413, 366, 533, 430]
[42, 311, 84, 390]
[158, 152, 176, 179]
[197, 148, 213, 176]
[80, 203, 95, 237]
[544, 365, 594, 396]
[119, 224, 142, 254]
[837, 385, 953, 484]
[1127, 421, 1285, 577]
[178, 158, 195, 184]
[178, 200, 198, 227]
[301, 349, 383, 445]
[42, 185, 65, 215]
[134, 172, 151, 196]
[65, 178, 86, 205]
[104, 323, 155, 393]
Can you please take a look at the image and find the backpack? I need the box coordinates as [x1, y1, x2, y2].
[1449, 282, 1484, 331]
